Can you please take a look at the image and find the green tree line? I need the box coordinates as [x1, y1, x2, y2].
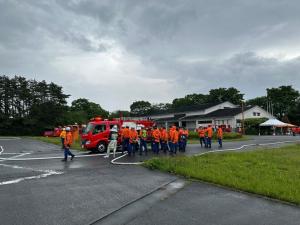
[0, 76, 108, 135]
[129, 86, 300, 125]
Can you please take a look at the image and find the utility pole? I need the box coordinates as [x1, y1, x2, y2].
[241, 101, 245, 135]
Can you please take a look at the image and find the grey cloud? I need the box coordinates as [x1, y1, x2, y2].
[1, 0, 300, 110]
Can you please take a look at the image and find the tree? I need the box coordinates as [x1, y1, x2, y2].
[208, 87, 244, 105]
[172, 94, 208, 109]
[246, 96, 268, 110]
[267, 86, 300, 119]
[71, 98, 109, 119]
[130, 101, 151, 115]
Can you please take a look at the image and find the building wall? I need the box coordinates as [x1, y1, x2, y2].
[235, 106, 274, 121]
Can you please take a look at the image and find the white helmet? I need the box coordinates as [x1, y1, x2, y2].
[110, 125, 118, 132]
[66, 127, 71, 131]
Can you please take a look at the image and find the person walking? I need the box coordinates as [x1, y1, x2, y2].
[139, 127, 148, 155]
[207, 125, 213, 148]
[104, 125, 118, 158]
[217, 126, 223, 148]
[62, 127, 75, 162]
[197, 126, 205, 147]
[59, 128, 66, 149]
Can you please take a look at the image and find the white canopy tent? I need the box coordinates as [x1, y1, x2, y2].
[259, 119, 288, 127]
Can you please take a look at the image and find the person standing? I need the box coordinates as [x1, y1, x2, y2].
[129, 127, 138, 156]
[160, 127, 168, 153]
[178, 127, 184, 151]
[104, 125, 118, 158]
[181, 127, 189, 152]
[217, 126, 223, 148]
[152, 126, 161, 154]
[197, 126, 205, 147]
[207, 125, 213, 148]
[168, 126, 174, 153]
[172, 127, 179, 154]
[62, 127, 75, 162]
[121, 126, 130, 154]
[139, 127, 148, 155]
[59, 128, 66, 149]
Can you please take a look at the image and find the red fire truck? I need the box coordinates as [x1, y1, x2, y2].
[81, 117, 155, 153]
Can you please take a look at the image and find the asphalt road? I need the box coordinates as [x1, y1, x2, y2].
[0, 136, 299, 225]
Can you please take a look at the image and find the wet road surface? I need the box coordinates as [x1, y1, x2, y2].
[0, 136, 299, 225]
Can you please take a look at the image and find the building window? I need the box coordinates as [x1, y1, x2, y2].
[257, 113, 261, 116]
[198, 120, 212, 124]
[253, 112, 256, 116]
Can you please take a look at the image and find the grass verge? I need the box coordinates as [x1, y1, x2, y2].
[144, 144, 300, 205]
[29, 136, 83, 151]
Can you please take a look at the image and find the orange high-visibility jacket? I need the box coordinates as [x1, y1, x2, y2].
[207, 127, 213, 138]
[152, 129, 161, 142]
[172, 130, 179, 143]
[60, 130, 66, 139]
[64, 132, 73, 146]
[183, 130, 189, 137]
[129, 129, 138, 143]
[217, 128, 223, 139]
[122, 128, 130, 139]
[198, 129, 205, 137]
[161, 129, 168, 142]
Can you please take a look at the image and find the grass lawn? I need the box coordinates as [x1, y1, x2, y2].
[188, 136, 251, 144]
[145, 144, 300, 205]
[29, 136, 83, 151]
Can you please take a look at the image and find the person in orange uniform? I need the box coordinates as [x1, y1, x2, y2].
[62, 127, 75, 161]
[152, 126, 161, 154]
[217, 126, 223, 148]
[172, 127, 179, 154]
[160, 127, 168, 153]
[167, 126, 174, 153]
[206, 125, 213, 148]
[121, 126, 130, 154]
[181, 127, 189, 152]
[129, 127, 138, 156]
[59, 128, 66, 149]
[197, 126, 205, 147]
[178, 127, 184, 151]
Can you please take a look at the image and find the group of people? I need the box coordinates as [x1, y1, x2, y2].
[197, 125, 224, 148]
[119, 125, 189, 157]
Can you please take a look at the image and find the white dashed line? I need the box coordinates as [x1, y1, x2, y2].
[0, 152, 123, 161]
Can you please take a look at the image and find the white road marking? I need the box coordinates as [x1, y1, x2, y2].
[0, 137, 21, 141]
[0, 146, 63, 186]
[0, 170, 63, 185]
[0, 152, 122, 161]
[111, 152, 143, 165]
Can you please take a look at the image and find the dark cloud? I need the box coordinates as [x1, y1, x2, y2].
[0, 0, 300, 110]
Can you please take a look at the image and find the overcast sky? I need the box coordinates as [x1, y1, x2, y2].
[1, 0, 300, 111]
